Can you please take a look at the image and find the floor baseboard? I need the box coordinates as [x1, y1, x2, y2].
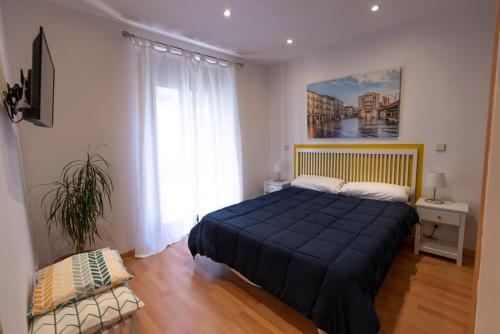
[121, 249, 135, 258]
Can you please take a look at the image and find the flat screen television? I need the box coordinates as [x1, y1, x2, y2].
[24, 27, 54, 127]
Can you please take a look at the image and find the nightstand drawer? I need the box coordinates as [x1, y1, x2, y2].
[266, 184, 282, 192]
[418, 207, 461, 226]
[263, 180, 291, 194]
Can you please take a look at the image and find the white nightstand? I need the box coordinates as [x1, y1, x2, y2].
[263, 180, 291, 194]
[414, 198, 469, 265]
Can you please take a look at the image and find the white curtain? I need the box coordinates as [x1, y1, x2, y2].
[133, 41, 243, 258]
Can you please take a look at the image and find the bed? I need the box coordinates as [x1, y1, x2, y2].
[188, 144, 423, 334]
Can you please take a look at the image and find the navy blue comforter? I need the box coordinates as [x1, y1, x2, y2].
[188, 187, 418, 334]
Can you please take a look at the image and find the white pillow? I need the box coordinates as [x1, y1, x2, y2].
[291, 174, 345, 193]
[338, 182, 413, 203]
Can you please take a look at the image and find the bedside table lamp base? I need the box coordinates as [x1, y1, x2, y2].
[274, 172, 283, 182]
[426, 199, 444, 204]
[273, 163, 283, 182]
[425, 188, 444, 204]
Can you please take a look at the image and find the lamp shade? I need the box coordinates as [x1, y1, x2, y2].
[425, 171, 446, 188]
[273, 162, 281, 173]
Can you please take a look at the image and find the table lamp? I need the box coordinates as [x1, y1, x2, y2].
[273, 162, 282, 181]
[425, 171, 446, 204]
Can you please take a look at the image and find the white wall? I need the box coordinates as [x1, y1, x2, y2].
[475, 23, 500, 334]
[267, 2, 495, 249]
[0, 0, 36, 332]
[2, 0, 271, 265]
[238, 62, 271, 198]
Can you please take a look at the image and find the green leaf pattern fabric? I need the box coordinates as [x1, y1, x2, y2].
[72, 252, 94, 300]
[29, 248, 132, 318]
[29, 284, 144, 334]
[88, 250, 112, 289]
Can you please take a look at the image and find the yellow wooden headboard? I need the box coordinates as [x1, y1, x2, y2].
[294, 144, 424, 201]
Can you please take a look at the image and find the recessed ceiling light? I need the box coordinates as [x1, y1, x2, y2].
[371, 4, 380, 12]
[223, 9, 231, 17]
[286, 39, 293, 45]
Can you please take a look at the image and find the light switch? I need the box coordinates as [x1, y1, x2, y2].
[284, 144, 290, 151]
[435, 143, 446, 152]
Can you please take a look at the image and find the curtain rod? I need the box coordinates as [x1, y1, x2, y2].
[121, 31, 244, 68]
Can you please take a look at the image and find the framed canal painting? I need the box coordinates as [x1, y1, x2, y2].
[307, 67, 402, 138]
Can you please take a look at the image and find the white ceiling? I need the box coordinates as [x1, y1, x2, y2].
[50, 0, 474, 63]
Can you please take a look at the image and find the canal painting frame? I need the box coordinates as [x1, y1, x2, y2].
[307, 67, 402, 139]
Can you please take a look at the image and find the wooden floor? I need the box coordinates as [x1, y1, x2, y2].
[124, 239, 474, 334]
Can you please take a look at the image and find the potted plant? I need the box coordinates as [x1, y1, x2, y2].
[41, 150, 113, 253]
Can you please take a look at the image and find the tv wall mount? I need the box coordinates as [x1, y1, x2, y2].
[2, 69, 31, 123]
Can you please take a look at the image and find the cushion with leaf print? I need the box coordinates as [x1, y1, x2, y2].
[29, 283, 144, 334]
[28, 248, 133, 318]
